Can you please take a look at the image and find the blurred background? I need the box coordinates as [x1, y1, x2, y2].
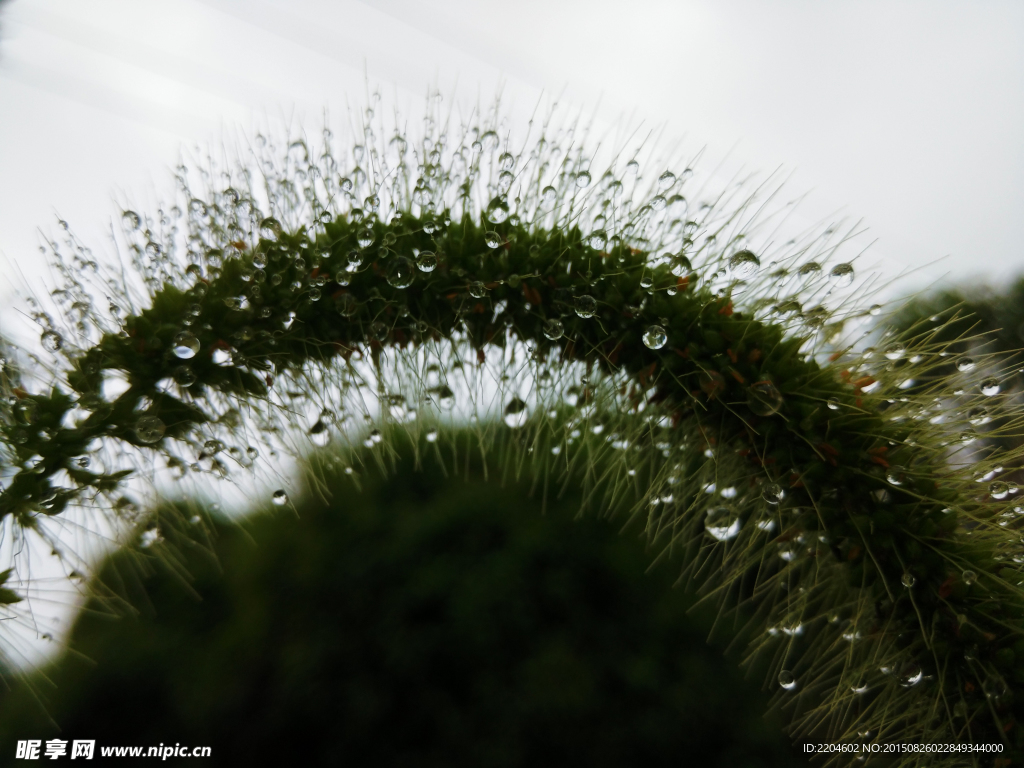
[0, 1, 1022, 763]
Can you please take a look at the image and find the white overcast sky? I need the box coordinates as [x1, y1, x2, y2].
[0, 0, 1021, 307]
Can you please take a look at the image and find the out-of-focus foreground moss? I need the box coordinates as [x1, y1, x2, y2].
[0, 434, 807, 767]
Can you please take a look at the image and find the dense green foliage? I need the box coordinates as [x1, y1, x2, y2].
[0, 436, 805, 767]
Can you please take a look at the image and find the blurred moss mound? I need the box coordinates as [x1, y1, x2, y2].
[1, 433, 806, 767]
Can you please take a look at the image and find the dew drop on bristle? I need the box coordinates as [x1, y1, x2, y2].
[416, 251, 437, 272]
[981, 378, 1000, 396]
[829, 263, 854, 286]
[543, 319, 564, 340]
[503, 397, 528, 429]
[386, 257, 414, 288]
[902, 572, 916, 588]
[727, 250, 759, 278]
[575, 170, 592, 188]
[272, 490, 289, 506]
[956, 356, 976, 372]
[486, 196, 510, 223]
[41, 330, 62, 351]
[747, 381, 783, 416]
[705, 507, 741, 541]
[670, 254, 692, 277]
[574, 295, 597, 319]
[991, 482, 1009, 500]
[658, 171, 675, 189]
[762, 483, 784, 504]
[778, 670, 797, 690]
[134, 416, 166, 444]
[643, 325, 667, 350]
[122, 210, 141, 230]
[173, 331, 200, 359]
[484, 231, 502, 248]
[468, 282, 488, 299]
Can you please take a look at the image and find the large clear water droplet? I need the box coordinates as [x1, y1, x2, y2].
[436, 385, 456, 410]
[503, 397, 529, 429]
[981, 377, 1000, 396]
[173, 331, 200, 359]
[747, 381, 783, 416]
[990, 481, 1009, 500]
[386, 256, 415, 288]
[587, 230, 608, 250]
[41, 330, 62, 351]
[308, 420, 331, 447]
[416, 251, 437, 272]
[956, 356, 976, 372]
[962, 569, 977, 585]
[643, 325, 667, 350]
[574, 295, 597, 319]
[272, 489, 289, 506]
[762, 483, 784, 504]
[134, 415, 166, 444]
[658, 170, 675, 189]
[543, 319, 564, 340]
[575, 170, 592, 188]
[259, 217, 282, 241]
[670, 254, 692, 277]
[468, 281, 488, 299]
[122, 210, 141, 230]
[705, 507, 741, 541]
[884, 343, 905, 361]
[829, 263, 854, 286]
[486, 196, 509, 224]
[484, 231, 502, 248]
[902, 572, 916, 588]
[778, 670, 797, 690]
[357, 228, 375, 248]
[173, 365, 197, 387]
[727, 250, 760, 278]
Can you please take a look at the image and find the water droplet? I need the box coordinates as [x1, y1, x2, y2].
[747, 381, 783, 416]
[981, 378, 1000, 396]
[902, 572, 916, 588]
[435, 385, 455, 410]
[962, 569, 977, 585]
[259, 217, 282, 241]
[898, 664, 923, 688]
[498, 151, 515, 170]
[587, 230, 608, 250]
[140, 527, 162, 548]
[468, 281, 488, 299]
[762, 483, 784, 504]
[778, 670, 797, 690]
[968, 406, 990, 425]
[541, 186, 557, 205]
[486, 196, 509, 224]
[40, 330, 62, 351]
[173, 365, 197, 387]
[886, 465, 906, 486]
[643, 325, 667, 350]
[574, 295, 597, 319]
[826, 398, 841, 411]
[369, 321, 388, 341]
[829, 263, 854, 286]
[543, 319, 564, 340]
[503, 397, 529, 428]
[658, 170, 675, 189]
[484, 231, 502, 248]
[727, 250, 759, 278]
[416, 251, 437, 272]
[991, 481, 1009, 500]
[625, 160, 639, 175]
[705, 506, 741, 541]
[884, 343, 905, 361]
[670, 254, 692, 277]
[797, 261, 821, 276]
[386, 256, 415, 288]
[134, 415, 166, 444]
[850, 679, 870, 695]
[869, 304, 882, 316]
[640, 275, 654, 289]
[959, 429, 978, 445]
[172, 331, 200, 359]
[575, 170, 592, 188]
[357, 228, 375, 248]
[272, 489, 289, 506]
[122, 210, 141, 230]
[956, 356, 975, 372]
[425, 429, 439, 443]
[334, 293, 358, 318]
